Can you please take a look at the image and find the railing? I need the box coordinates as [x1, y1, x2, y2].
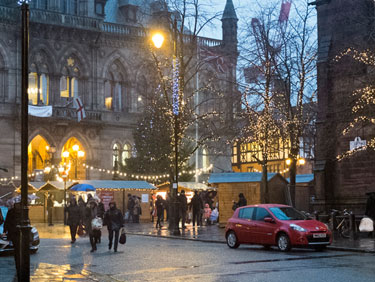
[0, 5, 222, 45]
[53, 107, 102, 121]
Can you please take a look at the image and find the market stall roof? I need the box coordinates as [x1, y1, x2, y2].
[67, 180, 157, 190]
[208, 172, 282, 184]
[31, 181, 75, 192]
[156, 182, 213, 190]
[15, 183, 38, 194]
[286, 174, 314, 184]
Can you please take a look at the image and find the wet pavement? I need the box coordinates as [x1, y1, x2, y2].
[123, 222, 375, 253]
[1, 222, 375, 281]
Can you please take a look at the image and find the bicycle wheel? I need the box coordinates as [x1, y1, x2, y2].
[339, 220, 350, 238]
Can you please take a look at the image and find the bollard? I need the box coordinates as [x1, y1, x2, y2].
[330, 211, 337, 231]
[349, 212, 357, 240]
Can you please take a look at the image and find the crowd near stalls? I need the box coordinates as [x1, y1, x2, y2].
[1, 180, 156, 224]
[150, 182, 219, 227]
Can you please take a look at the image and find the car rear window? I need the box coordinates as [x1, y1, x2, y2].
[270, 207, 306, 220]
[238, 207, 254, 219]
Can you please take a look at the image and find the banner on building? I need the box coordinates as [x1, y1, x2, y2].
[28, 105, 52, 117]
[98, 191, 114, 211]
[199, 46, 231, 74]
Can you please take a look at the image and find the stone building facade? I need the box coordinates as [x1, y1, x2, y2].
[0, 0, 238, 183]
[314, 0, 375, 213]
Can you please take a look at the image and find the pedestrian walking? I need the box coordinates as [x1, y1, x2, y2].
[104, 201, 123, 252]
[178, 190, 188, 229]
[66, 198, 81, 244]
[127, 194, 134, 223]
[3, 201, 21, 277]
[155, 195, 164, 228]
[78, 197, 87, 236]
[86, 200, 99, 252]
[190, 191, 203, 227]
[47, 194, 54, 226]
[96, 200, 105, 243]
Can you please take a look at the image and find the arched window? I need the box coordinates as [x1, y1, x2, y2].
[60, 58, 80, 99]
[60, 75, 78, 98]
[112, 144, 120, 169]
[28, 72, 49, 105]
[105, 60, 126, 112]
[122, 144, 131, 166]
[202, 148, 210, 169]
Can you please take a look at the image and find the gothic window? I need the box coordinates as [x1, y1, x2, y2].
[136, 76, 148, 112]
[105, 60, 126, 112]
[60, 76, 78, 98]
[95, 1, 104, 15]
[60, 57, 81, 99]
[122, 143, 131, 166]
[28, 72, 49, 105]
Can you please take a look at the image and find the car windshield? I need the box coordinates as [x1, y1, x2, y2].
[269, 207, 306, 220]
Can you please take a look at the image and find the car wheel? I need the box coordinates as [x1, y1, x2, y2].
[277, 233, 291, 252]
[30, 249, 38, 254]
[226, 231, 240, 249]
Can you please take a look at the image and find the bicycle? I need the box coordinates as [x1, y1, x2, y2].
[330, 209, 351, 238]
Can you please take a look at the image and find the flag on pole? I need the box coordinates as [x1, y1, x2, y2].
[28, 105, 52, 117]
[199, 46, 231, 74]
[73, 97, 86, 122]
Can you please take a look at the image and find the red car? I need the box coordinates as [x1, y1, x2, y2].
[225, 204, 332, 251]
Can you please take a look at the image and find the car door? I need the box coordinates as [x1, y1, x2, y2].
[252, 207, 275, 245]
[236, 207, 256, 243]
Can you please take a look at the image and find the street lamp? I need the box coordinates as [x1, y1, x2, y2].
[63, 145, 84, 179]
[151, 19, 181, 235]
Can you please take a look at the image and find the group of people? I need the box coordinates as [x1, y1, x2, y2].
[150, 190, 219, 229]
[65, 195, 124, 252]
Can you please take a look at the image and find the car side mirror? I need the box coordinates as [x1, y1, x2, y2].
[264, 217, 274, 223]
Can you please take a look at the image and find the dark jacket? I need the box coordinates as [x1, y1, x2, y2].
[47, 197, 54, 209]
[97, 202, 105, 219]
[365, 193, 375, 220]
[191, 194, 203, 211]
[238, 196, 247, 207]
[85, 203, 98, 234]
[178, 194, 188, 212]
[127, 197, 134, 211]
[104, 205, 123, 231]
[66, 203, 81, 226]
[155, 198, 164, 217]
[4, 206, 20, 241]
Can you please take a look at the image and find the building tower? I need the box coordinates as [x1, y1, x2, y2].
[314, 0, 375, 213]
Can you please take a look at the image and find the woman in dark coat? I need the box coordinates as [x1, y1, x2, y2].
[155, 195, 164, 228]
[104, 201, 123, 252]
[86, 200, 99, 252]
[66, 198, 81, 243]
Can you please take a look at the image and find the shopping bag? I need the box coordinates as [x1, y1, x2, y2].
[119, 227, 126, 244]
[359, 217, 374, 232]
[77, 224, 85, 237]
[92, 217, 103, 230]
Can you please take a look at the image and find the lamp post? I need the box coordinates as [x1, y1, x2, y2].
[285, 157, 306, 206]
[151, 18, 181, 235]
[18, 1, 31, 280]
[63, 145, 84, 180]
[58, 166, 68, 224]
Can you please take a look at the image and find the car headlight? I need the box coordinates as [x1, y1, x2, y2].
[323, 223, 330, 231]
[290, 224, 306, 232]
